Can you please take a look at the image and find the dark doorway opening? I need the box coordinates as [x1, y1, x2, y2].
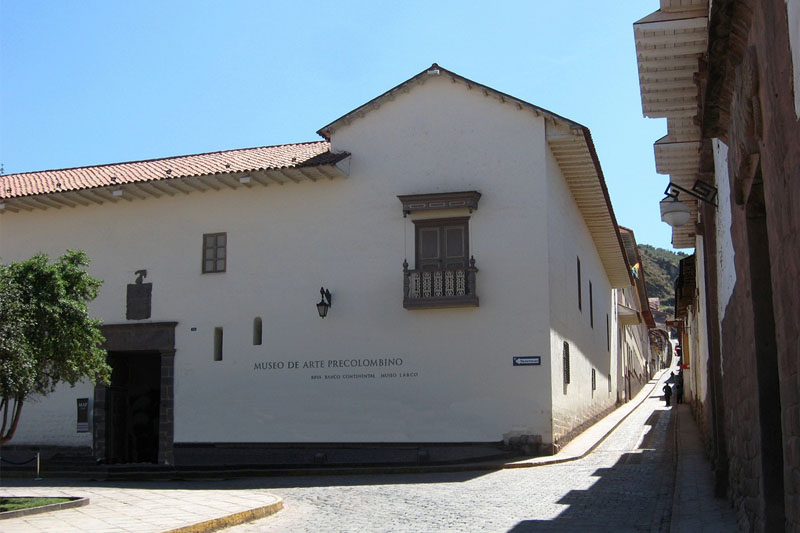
[105, 351, 161, 464]
[746, 171, 785, 529]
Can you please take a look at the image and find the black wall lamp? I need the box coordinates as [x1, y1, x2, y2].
[660, 180, 718, 228]
[316, 287, 332, 318]
[664, 180, 718, 206]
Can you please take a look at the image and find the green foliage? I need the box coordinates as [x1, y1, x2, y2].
[0, 497, 71, 512]
[637, 244, 686, 316]
[0, 250, 110, 444]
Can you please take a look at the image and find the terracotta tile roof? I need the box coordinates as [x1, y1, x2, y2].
[1, 141, 345, 199]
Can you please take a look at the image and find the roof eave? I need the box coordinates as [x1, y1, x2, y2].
[316, 63, 586, 141]
[0, 156, 351, 214]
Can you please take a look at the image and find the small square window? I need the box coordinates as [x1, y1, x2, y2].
[203, 232, 227, 273]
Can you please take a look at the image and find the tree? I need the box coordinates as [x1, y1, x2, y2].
[0, 250, 110, 445]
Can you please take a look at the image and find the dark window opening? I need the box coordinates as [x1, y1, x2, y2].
[589, 281, 594, 328]
[745, 172, 784, 528]
[214, 327, 223, 361]
[577, 257, 582, 311]
[563, 341, 570, 387]
[253, 317, 262, 346]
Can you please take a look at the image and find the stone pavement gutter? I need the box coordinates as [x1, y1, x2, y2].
[162, 499, 284, 533]
[0, 486, 284, 533]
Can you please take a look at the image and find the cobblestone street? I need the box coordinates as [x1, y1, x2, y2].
[222, 388, 678, 532]
[0, 374, 737, 532]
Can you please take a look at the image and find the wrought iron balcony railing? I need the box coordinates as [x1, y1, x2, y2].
[402, 257, 479, 309]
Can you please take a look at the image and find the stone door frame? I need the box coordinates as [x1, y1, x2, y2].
[93, 322, 177, 465]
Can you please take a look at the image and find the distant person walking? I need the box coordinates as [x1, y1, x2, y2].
[663, 382, 673, 407]
[676, 372, 684, 404]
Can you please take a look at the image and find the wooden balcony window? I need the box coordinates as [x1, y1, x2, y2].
[396, 193, 482, 310]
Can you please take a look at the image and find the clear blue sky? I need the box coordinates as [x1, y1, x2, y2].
[0, 0, 674, 249]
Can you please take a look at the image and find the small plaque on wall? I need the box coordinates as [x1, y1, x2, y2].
[76, 398, 89, 432]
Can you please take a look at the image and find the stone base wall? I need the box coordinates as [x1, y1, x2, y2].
[707, 1, 800, 529]
[552, 382, 627, 453]
[757, 3, 800, 529]
[552, 402, 616, 453]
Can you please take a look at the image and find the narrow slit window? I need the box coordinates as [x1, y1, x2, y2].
[592, 368, 596, 391]
[214, 327, 223, 361]
[589, 281, 594, 328]
[606, 314, 610, 351]
[563, 341, 570, 386]
[253, 317, 262, 346]
[577, 257, 582, 311]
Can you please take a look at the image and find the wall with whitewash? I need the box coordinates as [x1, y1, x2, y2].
[9, 382, 94, 447]
[544, 139, 617, 445]
[713, 138, 735, 376]
[328, 74, 555, 444]
[2, 74, 570, 446]
[787, 0, 800, 117]
[689, 236, 710, 406]
[615, 285, 650, 404]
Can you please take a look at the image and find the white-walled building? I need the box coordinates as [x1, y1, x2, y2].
[0, 65, 632, 467]
[615, 227, 656, 404]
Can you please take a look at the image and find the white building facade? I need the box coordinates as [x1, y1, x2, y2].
[0, 65, 632, 467]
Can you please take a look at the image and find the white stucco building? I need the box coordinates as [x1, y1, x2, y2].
[0, 65, 633, 468]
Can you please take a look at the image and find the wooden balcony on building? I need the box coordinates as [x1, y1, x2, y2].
[402, 258, 479, 309]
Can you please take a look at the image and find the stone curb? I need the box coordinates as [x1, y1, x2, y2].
[162, 499, 283, 533]
[155, 375, 665, 532]
[4, 376, 669, 485]
[501, 370, 669, 470]
[0, 496, 89, 520]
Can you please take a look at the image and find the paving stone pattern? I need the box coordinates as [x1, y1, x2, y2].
[1, 373, 736, 532]
[223, 392, 678, 532]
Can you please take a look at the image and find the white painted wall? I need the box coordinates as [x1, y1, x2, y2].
[787, 0, 800, 117]
[615, 285, 650, 403]
[10, 382, 94, 446]
[713, 139, 735, 376]
[544, 138, 617, 442]
[2, 75, 614, 449]
[689, 236, 710, 406]
[329, 75, 555, 444]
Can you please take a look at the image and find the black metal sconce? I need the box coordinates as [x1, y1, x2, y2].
[316, 287, 332, 318]
[664, 180, 718, 207]
[660, 180, 718, 228]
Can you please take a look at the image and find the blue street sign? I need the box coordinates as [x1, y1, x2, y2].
[513, 356, 541, 366]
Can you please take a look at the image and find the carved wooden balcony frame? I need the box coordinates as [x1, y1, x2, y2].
[402, 258, 479, 309]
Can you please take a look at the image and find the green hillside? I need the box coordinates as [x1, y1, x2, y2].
[637, 244, 687, 316]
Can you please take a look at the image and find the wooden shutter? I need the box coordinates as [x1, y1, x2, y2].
[443, 225, 466, 268]
[417, 227, 441, 270]
[414, 217, 469, 270]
